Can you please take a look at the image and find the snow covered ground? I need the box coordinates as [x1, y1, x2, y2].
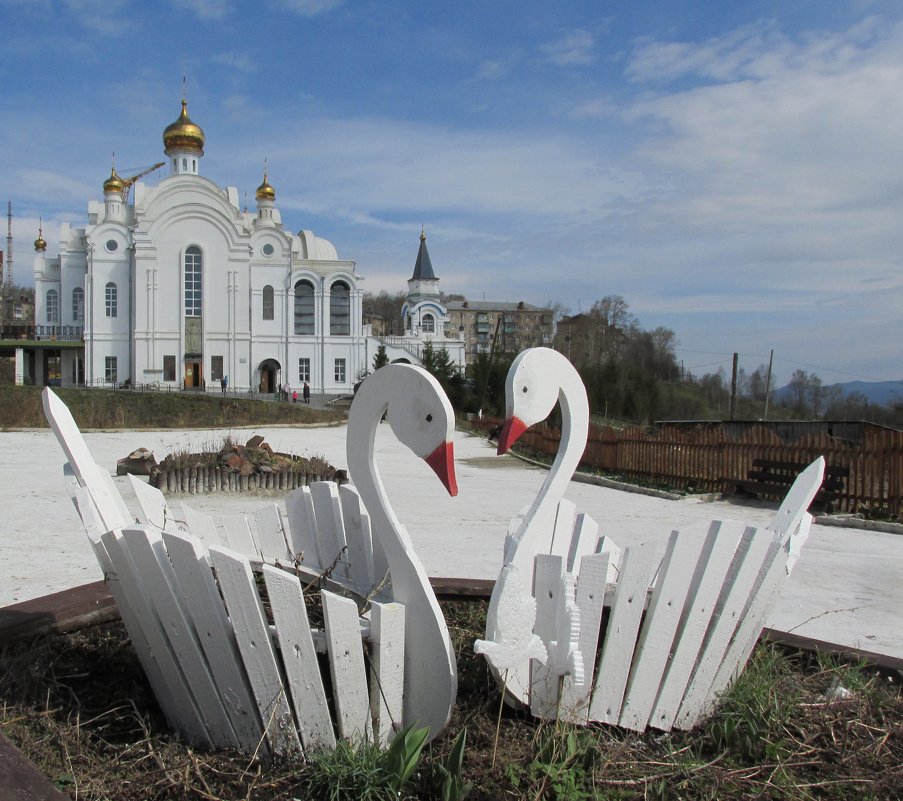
[2, 422, 900, 664]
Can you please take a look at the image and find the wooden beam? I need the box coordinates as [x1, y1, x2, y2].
[0, 733, 72, 801]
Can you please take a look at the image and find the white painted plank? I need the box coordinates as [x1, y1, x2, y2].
[218, 513, 258, 557]
[530, 554, 565, 719]
[284, 486, 322, 571]
[549, 499, 577, 562]
[596, 535, 623, 584]
[208, 545, 303, 757]
[175, 501, 219, 544]
[120, 526, 239, 748]
[126, 475, 174, 531]
[370, 601, 406, 745]
[649, 520, 743, 731]
[163, 530, 265, 754]
[322, 589, 370, 741]
[768, 457, 824, 540]
[310, 483, 350, 582]
[673, 527, 773, 729]
[588, 540, 661, 724]
[619, 525, 710, 732]
[42, 389, 133, 531]
[558, 552, 609, 723]
[566, 512, 599, 575]
[339, 485, 376, 595]
[254, 504, 292, 562]
[262, 565, 336, 750]
[100, 528, 212, 747]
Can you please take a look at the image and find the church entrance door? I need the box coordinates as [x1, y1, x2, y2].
[184, 361, 202, 388]
[258, 359, 280, 395]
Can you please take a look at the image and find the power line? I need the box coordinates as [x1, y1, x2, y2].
[773, 356, 902, 384]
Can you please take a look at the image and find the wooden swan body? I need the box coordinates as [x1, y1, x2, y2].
[346, 364, 459, 737]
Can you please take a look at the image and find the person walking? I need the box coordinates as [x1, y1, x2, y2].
[292, 389, 298, 403]
[221, 375, 228, 394]
[303, 382, 310, 404]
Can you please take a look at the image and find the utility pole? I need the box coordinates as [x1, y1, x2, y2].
[729, 352, 738, 420]
[763, 349, 774, 421]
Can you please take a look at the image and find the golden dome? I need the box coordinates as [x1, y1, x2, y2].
[255, 171, 276, 202]
[163, 99, 205, 155]
[34, 223, 46, 252]
[103, 166, 124, 194]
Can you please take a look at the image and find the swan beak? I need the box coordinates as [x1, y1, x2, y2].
[425, 441, 458, 496]
[497, 416, 527, 455]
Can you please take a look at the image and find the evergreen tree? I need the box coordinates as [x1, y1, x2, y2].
[372, 343, 389, 371]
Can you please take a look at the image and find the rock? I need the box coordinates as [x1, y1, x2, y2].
[238, 458, 255, 477]
[334, 469, 349, 485]
[246, 435, 265, 449]
[260, 442, 274, 457]
[116, 448, 158, 476]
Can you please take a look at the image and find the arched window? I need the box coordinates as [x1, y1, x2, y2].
[105, 282, 117, 318]
[262, 285, 274, 321]
[421, 312, 435, 333]
[184, 246, 202, 317]
[46, 290, 59, 324]
[294, 280, 315, 335]
[330, 281, 350, 335]
[72, 287, 84, 322]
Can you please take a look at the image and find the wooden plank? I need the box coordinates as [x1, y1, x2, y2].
[126, 474, 173, 531]
[163, 530, 265, 754]
[549, 499, 577, 561]
[321, 589, 370, 742]
[120, 526, 240, 749]
[566, 512, 599, 575]
[596, 535, 622, 584]
[619, 525, 710, 732]
[649, 520, 743, 731]
[175, 502, 219, 545]
[339, 485, 377, 595]
[370, 601, 406, 745]
[530, 554, 565, 719]
[284, 487, 322, 571]
[310, 483, 351, 582]
[588, 540, 660, 724]
[0, 581, 117, 642]
[558, 552, 609, 724]
[262, 565, 336, 751]
[0, 732, 72, 801]
[208, 545, 303, 757]
[42, 389, 132, 532]
[100, 528, 213, 747]
[253, 504, 292, 562]
[218, 513, 258, 557]
[673, 527, 773, 729]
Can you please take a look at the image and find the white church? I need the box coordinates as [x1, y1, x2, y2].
[28, 99, 467, 395]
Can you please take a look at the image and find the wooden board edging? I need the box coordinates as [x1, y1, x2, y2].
[0, 733, 73, 801]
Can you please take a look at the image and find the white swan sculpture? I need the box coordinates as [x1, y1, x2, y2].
[479, 347, 824, 731]
[346, 363, 459, 738]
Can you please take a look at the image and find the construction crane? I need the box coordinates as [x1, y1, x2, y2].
[119, 162, 165, 202]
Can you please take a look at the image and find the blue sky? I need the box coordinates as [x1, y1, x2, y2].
[1, 0, 902, 387]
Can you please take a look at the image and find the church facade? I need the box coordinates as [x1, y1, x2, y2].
[32, 100, 367, 394]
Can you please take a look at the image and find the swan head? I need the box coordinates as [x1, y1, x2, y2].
[497, 347, 569, 455]
[378, 364, 459, 496]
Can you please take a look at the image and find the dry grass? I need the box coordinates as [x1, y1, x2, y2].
[0, 602, 900, 800]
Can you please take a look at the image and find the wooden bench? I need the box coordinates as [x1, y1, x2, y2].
[735, 458, 848, 512]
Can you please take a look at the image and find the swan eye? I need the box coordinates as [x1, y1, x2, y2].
[522, 386, 528, 393]
[425, 413, 433, 422]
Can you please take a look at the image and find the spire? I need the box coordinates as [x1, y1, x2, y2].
[411, 227, 436, 280]
[34, 219, 47, 252]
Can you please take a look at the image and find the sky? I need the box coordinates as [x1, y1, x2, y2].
[0, 0, 901, 388]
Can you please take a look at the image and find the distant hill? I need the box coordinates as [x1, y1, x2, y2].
[774, 379, 903, 406]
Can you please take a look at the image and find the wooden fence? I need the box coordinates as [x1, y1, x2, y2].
[472, 418, 903, 519]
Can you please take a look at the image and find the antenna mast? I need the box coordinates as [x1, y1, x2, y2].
[5, 201, 11, 291]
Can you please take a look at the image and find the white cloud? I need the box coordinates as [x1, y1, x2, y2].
[212, 51, 257, 73]
[171, 0, 234, 20]
[268, 0, 342, 17]
[62, 0, 130, 33]
[540, 29, 596, 67]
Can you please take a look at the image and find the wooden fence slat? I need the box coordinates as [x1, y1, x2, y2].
[370, 601, 406, 745]
[549, 499, 577, 562]
[253, 504, 292, 562]
[126, 475, 173, 531]
[208, 545, 303, 757]
[588, 540, 661, 724]
[262, 565, 336, 751]
[530, 554, 565, 719]
[310, 483, 351, 583]
[284, 487, 323, 571]
[321, 589, 370, 741]
[162, 530, 265, 753]
[339, 485, 377, 595]
[566, 512, 599, 575]
[218, 513, 258, 557]
[171, 501, 218, 545]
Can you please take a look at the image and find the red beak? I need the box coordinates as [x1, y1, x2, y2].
[497, 416, 527, 455]
[425, 441, 458, 497]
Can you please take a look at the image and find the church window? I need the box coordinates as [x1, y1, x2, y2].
[192, 159, 196, 171]
[262, 243, 275, 256]
[298, 357, 310, 383]
[72, 288, 84, 322]
[211, 356, 224, 381]
[294, 280, 315, 335]
[421, 312, 435, 333]
[334, 358, 346, 383]
[182, 158, 188, 171]
[105, 282, 117, 318]
[330, 281, 350, 335]
[105, 239, 118, 253]
[105, 356, 118, 384]
[262, 285, 274, 320]
[163, 355, 176, 382]
[46, 290, 59, 324]
[184, 246, 202, 317]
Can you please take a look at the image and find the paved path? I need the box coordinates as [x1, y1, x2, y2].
[1, 423, 900, 664]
